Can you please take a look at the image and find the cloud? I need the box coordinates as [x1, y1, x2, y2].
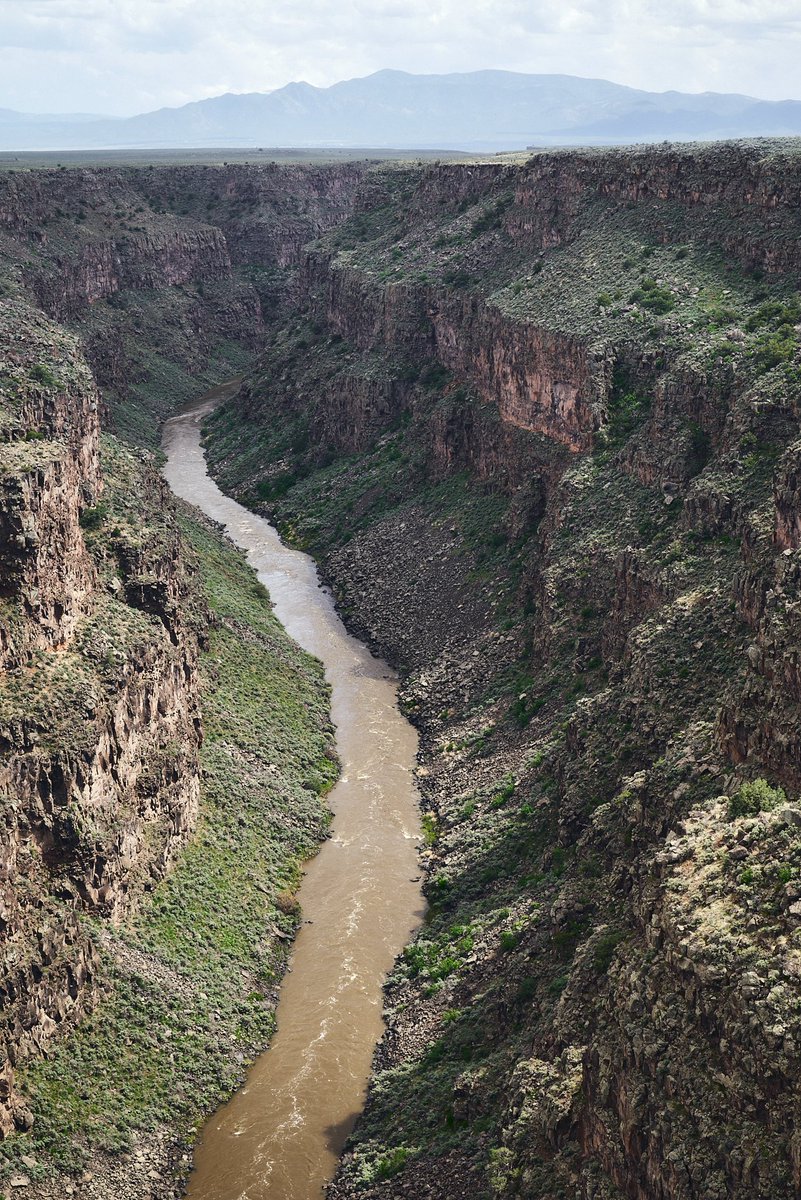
[0, 0, 798, 115]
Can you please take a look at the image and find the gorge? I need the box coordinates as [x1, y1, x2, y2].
[1, 138, 801, 1200]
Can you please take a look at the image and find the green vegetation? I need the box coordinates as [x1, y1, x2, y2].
[604, 373, 651, 447]
[421, 812, 439, 847]
[29, 363, 58, 388]
[728, 778, 787, 820]
[1, 506, 336, 1179]
[629, 276, 675, 314]
[78, 500, 108, 531]
[592, 930, 626, 974]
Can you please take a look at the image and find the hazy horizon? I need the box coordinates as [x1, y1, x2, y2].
[4, 66, 801, 122]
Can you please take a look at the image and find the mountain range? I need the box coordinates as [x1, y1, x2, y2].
[2, 69, 801, 152]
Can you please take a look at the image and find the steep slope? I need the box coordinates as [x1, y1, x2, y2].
[0, 163, 353, 1193]
[205, 140, 801, 1198]
[0, 161, 365, 443]
[0, 300, 203, 1143]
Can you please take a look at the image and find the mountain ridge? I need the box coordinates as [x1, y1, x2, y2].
[1, 69, 801, 151]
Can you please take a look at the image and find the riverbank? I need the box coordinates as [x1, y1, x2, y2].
[201, 145, 801, 1197]
[164, 395, 424, 1200]
[0, 443, 337, 1197]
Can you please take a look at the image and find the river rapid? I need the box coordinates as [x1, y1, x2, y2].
[161, 384, 425, 1200]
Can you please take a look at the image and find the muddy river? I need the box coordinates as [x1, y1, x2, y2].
[162, 384, 425, 1200]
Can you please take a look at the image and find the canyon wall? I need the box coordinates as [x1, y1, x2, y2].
[0, 162, 367, 443]
[0, 299, 204, 1137]
[0, 159, 356, 1179]
[2, 141, 800, 1196]
[205, 142, 801, 1199]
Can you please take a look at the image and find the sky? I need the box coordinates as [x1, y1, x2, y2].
[0, 0, 799, 116]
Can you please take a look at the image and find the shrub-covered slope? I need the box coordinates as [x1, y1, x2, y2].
[205, 141, 801, 1199]
[0, 164, 347, 1194]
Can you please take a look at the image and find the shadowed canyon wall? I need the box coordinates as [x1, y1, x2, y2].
[2, 142, 801, 1197]
[204, 141, 801, 1199]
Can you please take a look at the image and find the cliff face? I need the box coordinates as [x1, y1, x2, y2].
[205, 143, 801, 1199]
[2, 143, 801, 1196]
[0, 162, 367, 445]
[0, 159, 361, 1188]
[0, 300, 202, 1139]
[134, 161, 368, 269]
[298, 252, 607, 452]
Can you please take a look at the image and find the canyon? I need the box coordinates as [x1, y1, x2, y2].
[1, 139, 801, 1199]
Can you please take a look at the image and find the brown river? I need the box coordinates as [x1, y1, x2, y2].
[161, 385, 425, 1200]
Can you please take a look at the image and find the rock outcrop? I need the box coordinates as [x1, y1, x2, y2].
[205, 142, 801, 1198]
[0, 300, 202, 1138]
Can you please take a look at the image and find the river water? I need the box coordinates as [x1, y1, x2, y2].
[161, 385, 425, 1200]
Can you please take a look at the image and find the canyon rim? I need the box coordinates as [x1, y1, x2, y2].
[0, 135, 800, 1200]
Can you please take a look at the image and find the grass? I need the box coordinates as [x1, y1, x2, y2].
[1, 507, 337, 1180]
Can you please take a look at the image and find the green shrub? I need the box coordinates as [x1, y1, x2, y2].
[593, 930, 625, 974]
[420, 362, 451, 391]
[751, 329, 797, 370]
[606, 388, 651, 444]
[630, 278, 675, 314]
[728, 778, 787, 819]
[745, 298, 801, 332]
[687, 421, 712, 474]
[30, 363, 58, 388]
[550, 847, 567, 875]
[516, 976, 537, 1002]
[509, 694, 545, 728]
[373, 1146, 412, 1180]
[421, 812, 438, 847]
[79, 502, 108, 531]
[547, 973, 569, 996]
[489, 774, 516, 809]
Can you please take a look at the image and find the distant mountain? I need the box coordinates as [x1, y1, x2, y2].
[0, 107, 108, 128]
[1, 70, 800, 152]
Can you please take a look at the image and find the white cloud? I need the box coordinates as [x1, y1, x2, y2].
[0, 0, 798, 114]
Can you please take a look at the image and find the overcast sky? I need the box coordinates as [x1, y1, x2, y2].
[1, 0, 799, 116]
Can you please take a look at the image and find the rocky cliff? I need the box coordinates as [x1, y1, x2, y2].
[0, 299, 203, 1140]
[0, 162, 367, 444]
[0, 158, 354, 1192]
[2, 140, 801, 1198]
[205, 141, 801, 1198]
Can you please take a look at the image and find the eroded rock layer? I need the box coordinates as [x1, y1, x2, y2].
[0, 302, 202, 1138]
[205, 141, 801, 1199]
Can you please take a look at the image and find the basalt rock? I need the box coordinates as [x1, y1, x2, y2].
[204, 143, 801, 1199]
[0, 300, 202, 1138]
